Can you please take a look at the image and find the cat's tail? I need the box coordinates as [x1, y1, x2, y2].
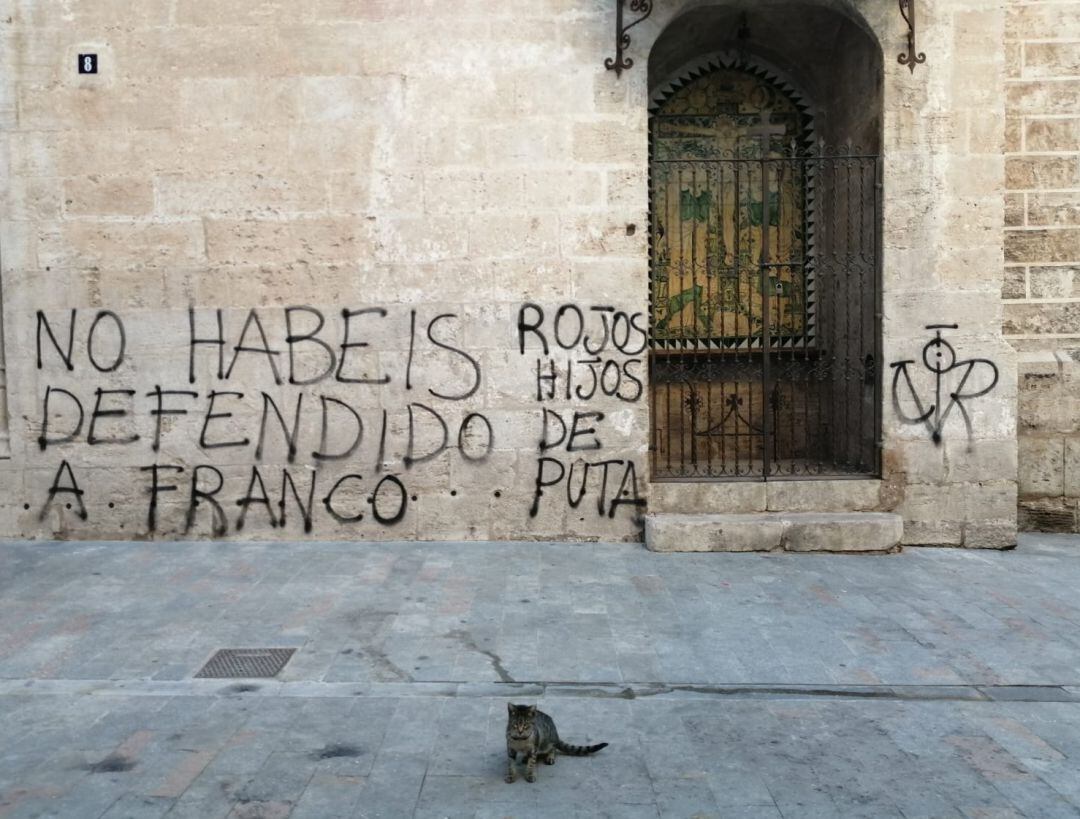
[555, 740, 608, 756]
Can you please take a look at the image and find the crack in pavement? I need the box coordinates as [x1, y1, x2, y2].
[443, 630, 516, 683]
[6, 679, 1080, 703]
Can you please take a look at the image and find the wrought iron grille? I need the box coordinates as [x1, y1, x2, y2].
[649, 144, 882, 480]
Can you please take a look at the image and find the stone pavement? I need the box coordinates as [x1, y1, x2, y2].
[2, 535, 1080, 818]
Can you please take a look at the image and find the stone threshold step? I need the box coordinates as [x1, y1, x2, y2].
[645, 512, 903, 553]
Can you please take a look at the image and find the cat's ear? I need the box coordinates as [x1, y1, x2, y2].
[527, 705, 537, 716]
[507, 702, 515, 714]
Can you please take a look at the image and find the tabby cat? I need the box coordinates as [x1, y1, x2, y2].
[504, 703, 608, 783]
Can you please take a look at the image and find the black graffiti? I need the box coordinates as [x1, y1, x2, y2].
[458, 413, 494, 462]
[322, 472, 408, 526]
[225, 309, 283, 385]
[87, 389, 139, 445]
[426, 313, 481, 400]
[141, 463, 182, 532]
[37, 309, 127, 373]
[528, 457, 645, 520]
[890, 324, 1000, 446]
[187, 307, 480, 397]
[312, 396, 363, 461]
[40, 459, 87, 521]
[147, 387, 198, 452]
[518, 303, 647, 356]
[285, 306, 336, 385]
[36, 384, 496, 471]
[371, 475, 408, 525]
[37, 386, 83, 450]
[236, 466, 276, 531]
[186, 464, 228, 536]
[540, 409, 604, 452]
[535, 357, 643, 403]
[200, 391, 250, 449]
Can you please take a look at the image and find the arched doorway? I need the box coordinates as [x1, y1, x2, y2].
[648, 6, 883, 481]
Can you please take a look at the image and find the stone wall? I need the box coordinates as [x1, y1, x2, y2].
[1004, 0, 1080, 531]
[0, 0, 1018, 545]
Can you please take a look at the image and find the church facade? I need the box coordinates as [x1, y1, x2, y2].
[0, 0, 1076, 546]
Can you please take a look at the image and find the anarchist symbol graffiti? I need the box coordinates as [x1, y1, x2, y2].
[890, 324, 999, 445]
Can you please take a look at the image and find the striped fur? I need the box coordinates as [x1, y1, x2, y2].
[505, 703, 608, 783]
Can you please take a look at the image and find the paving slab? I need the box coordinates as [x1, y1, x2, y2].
[2, 535, 1080, 817]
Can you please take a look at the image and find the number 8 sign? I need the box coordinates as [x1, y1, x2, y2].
[78, 54, 98, 74]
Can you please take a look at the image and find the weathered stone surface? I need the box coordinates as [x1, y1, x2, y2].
[646, 513, 903, 553]
[645, 513, 785, 552]
[0, 0, 1024, 544]
[1018, 437, 1065, 497]
[1028, 266, 1080, 298]
[783, 513, 904, 553]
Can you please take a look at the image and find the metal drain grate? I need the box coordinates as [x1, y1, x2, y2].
[195, 648, 296, 679]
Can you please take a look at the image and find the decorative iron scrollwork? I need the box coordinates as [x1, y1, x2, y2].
[605, 0, 654, 77]
[897, 0, 926, 73]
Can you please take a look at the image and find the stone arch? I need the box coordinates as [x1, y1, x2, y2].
[646, 1, 884, 480]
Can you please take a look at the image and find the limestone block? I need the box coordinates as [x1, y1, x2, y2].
[328, 173, 372, 214]
[205, 217, 370, 266]
[1028, 266, 1078, 298]
[1006, 81, 1080, 117]
[1004, 302, 1080, 335]
[289, 124, 378, 173]
[783, 513, 903, 553]
[155, 174, 329, 218]
[648, 482, 766, 514]
[467, 215, 558, 260]
[487, 258, 574, 302]
[1025, 118, 1080, 152]
[1002, 265, 1026, 299]
[488, 121, 570, 166]
[560, 215, 646, 258]
[962, 521, 1018, 550]
[60, 177, 152, 219]
[1006, 117, 1023, 152]
[523, 170, 603, 210]
[645, 513, 783, 552]
[765, 480, 882, 513]
[1027, 193, 1080, 228]
[1007, 3, 1080, 40]
[178, 78, 302, 128]
[422, 122, 488, 166]
[1064, 439, 1080, 497]
[568, 259, 645, 303]
[902, 519, 963, 546]
[945, 438, 1017, 484]
[938, 246, 1007, 293]
[1024, 42, 1080, 78]
[424, 170, 525, 215]
[900, 482, 1017, 524]
[299, 75, 406, 123]
[37, 221, 205, 270]
[646, 512, 902, 553]
[1, 177, 61, 222]
[1019, 498, 1078, 533]
[571, 121, 646, 166]
[1006, 157, 1080, 191]
[967, 110, 1005, 155]
[884, 440, 946, 484]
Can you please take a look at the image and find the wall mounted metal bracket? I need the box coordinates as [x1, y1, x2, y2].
[897, 0, 926, 73]
[605, 0, 654, 77]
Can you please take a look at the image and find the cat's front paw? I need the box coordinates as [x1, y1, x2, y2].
[505, 772, 516, 784]
[524, 772, 536, 783]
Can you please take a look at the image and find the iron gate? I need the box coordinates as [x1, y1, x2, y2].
[649, 145, 881, 480]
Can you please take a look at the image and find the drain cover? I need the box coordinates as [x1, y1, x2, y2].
[195, 648, 296, 679]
